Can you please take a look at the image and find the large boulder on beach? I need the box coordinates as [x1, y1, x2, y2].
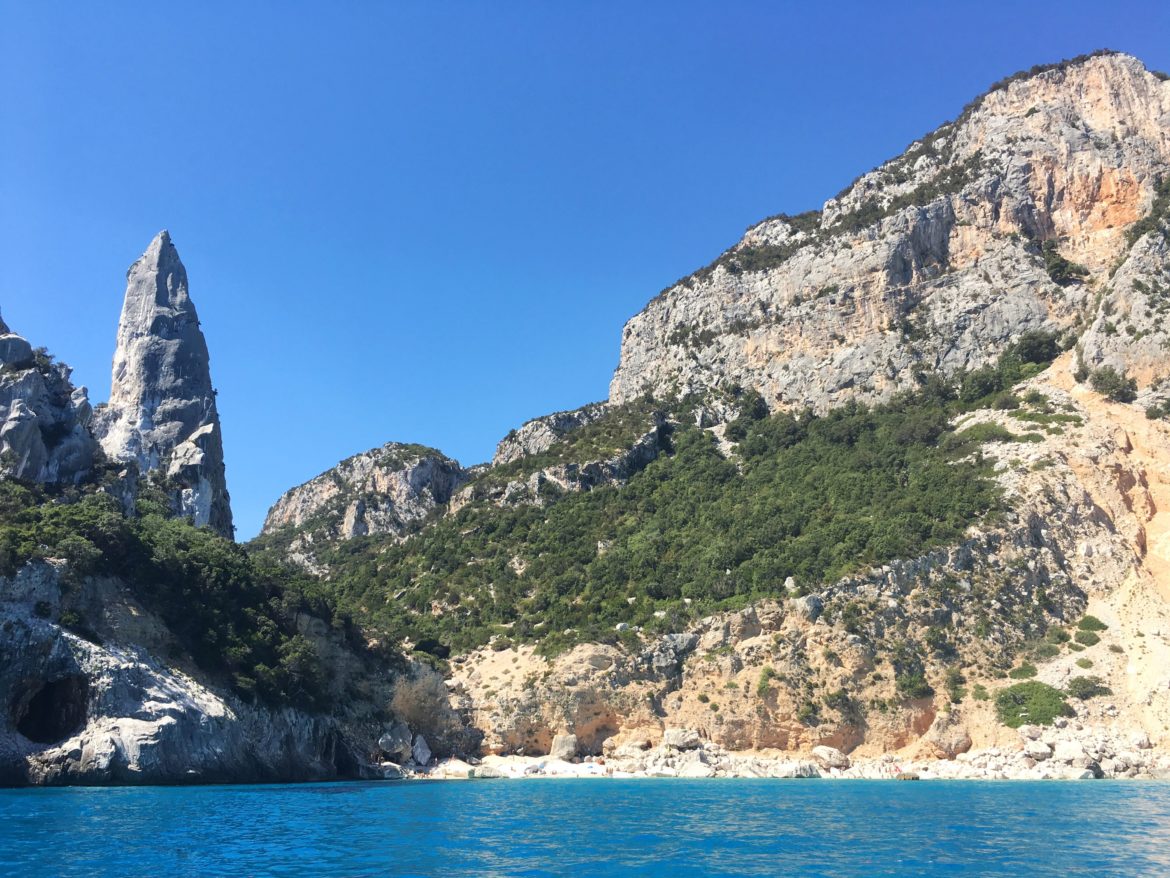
[663, 728, 702, 750]
[921, 711, 972, 759]
[550, 733, 578, 760]
[811, 745, 850, 770]
[411, 734, 433, 766]
[378, 721, 413, 762]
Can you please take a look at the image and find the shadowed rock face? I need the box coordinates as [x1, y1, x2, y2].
[93, 231, 233, 538]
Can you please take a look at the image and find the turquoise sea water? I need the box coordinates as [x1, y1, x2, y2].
[2, 779, 1170, 877]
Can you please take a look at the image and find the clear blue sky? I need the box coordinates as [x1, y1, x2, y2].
[2, 1, 1168, 539]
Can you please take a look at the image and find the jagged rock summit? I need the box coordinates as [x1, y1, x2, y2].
[93, 231, 233, 537]
[0, 313, 95, 485]
[262, 442, 469, 544]
[610, 51, 1170, 412]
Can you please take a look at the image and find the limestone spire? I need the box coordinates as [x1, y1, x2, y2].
[94, 231, 233, 537]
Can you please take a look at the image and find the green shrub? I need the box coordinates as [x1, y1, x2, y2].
[756, 665, 777, 698]
[949, 422, 1019, 446]
[892, 641, 934, 699]
[1075, 658, 1093, 669]
[1030, 643, 1060, 659]
[1041, 241, 1089, 286]
[1045, 627, 1070, 644]
[945, 667, 966, 703]
[1089, 367, 1137, 403]
[1008, 663, 1038, 679]
[1065, 676, 1112, 700]
[995, 681, 1073, 727]
[1077, 615, 1108, 632]
[1074, 630, 1101, 647]
[971, 683, 990, 701]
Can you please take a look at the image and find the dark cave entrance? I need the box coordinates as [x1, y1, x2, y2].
[12, 675, 89, 744]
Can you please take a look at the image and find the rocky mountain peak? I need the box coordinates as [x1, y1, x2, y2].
[260, 443, 470, 569]
[93, 231, 233, 537]
[609, 52, 1170, 413]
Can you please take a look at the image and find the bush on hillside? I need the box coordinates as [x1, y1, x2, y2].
[1065, 676, 1112, 701]
[0, 479, 368, 711]
[995, 681, 1074, 727]
[1088, 367, 1137, 403]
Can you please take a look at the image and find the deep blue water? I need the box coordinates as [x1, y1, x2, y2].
[3, 779, 1170, 877]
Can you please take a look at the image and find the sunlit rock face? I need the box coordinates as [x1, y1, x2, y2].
[92, 231, 234, 537]
[0, 313, 95, 486]
[610, 52, 1170, 412]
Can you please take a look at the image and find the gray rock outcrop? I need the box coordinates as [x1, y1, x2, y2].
[452, 414, 667, 511]
[492, 402, 608, 466]
[549, 733, 579, 760]
[0, 319, 95, 485]
[92, 231, 233, 537]
[260, 443, 469, 572]
[610, 52, 1170, 413]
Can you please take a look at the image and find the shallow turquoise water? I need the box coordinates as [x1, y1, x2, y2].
[2, 779, 1170, 876]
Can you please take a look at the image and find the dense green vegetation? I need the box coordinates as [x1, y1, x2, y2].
[995, 681, 1074, 727]
[287, 391, 1018, 657]
[1041, 241, 1089, 286]
[0, 477, 377, 711]
[1087, 366, 1138, 403]
[252, 333, 1063, 659]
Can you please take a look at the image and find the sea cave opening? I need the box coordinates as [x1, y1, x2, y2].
[12, 675, 89, 744]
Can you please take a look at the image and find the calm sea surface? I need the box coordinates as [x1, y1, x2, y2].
[2, 779, 1170, 877]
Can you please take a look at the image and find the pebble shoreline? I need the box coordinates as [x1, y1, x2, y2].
[380, 723, 1170, 782]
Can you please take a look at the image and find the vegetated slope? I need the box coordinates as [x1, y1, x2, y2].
[260, 338, 1058, 658]
[0, 465, 402, 784]
[451, 360, 1170, 764]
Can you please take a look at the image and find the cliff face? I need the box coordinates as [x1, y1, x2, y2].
[492, 403, 609, 466]
[92, 231, 233, 537]
[609, 52, 1170, 412]
[0, 562, 380, 786]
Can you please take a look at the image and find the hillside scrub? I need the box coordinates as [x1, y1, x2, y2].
[252, 335, 1066, 658]
[0, 477, 378, 711]
[995, 681, 1074, 727]
[291, 393, 1004, 657]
